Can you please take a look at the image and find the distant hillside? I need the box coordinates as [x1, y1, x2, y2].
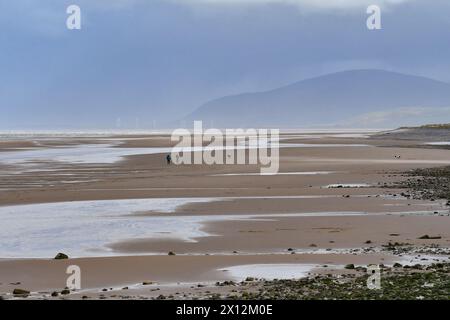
[419, 124, 450, 129]
[184, 70, 450, 128]
[373, 124, 450, 141]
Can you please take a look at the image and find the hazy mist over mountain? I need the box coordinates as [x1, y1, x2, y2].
[1, 0, 450, 129]
[185, 70, 450, 128]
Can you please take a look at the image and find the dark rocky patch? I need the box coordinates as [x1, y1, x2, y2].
[54, 253, 69, 260]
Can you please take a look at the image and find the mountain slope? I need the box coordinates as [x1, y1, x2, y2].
[184, 70, 450, 128]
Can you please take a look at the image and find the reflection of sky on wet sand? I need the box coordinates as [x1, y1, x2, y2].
[0, 196, 445, 258]
[220, 263, 320, 281]
[0, 141, 370, 168]
[0, 144, 171, 165]
[212, 171, 337, 176]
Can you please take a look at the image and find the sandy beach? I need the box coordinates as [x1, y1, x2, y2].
[0, 131, 449, 299]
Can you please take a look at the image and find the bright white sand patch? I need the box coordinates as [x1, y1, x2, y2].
[0, 195, 440, 258]
[0, 198, 216, 258]
[0, 144, 172, 165]
[426, 142, 450, 146]
[0, 196, 367, 258]
[220, 264, 319, 281]
[212, 171, 336, 176]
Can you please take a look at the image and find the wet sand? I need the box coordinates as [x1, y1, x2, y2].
[0, 131, 449, 299]
[109, 214, 450, 255]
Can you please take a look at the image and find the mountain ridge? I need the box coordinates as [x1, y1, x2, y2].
[184, 69, 450, 128]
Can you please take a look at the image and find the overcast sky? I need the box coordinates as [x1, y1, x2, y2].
[1, 0, 450, 129]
